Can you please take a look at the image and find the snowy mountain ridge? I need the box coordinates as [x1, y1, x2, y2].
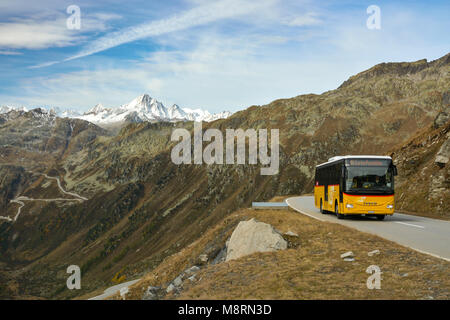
[0, 94, 233, 125]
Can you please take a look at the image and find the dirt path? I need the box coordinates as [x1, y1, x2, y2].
[41, 174, 88, 201]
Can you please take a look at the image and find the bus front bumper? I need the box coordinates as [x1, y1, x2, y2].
[342, 205, 394, 215]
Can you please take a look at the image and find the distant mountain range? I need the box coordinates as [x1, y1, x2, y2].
[0, 94, 232, 126]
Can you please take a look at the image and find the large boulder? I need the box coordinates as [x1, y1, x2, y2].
[225, 218, 287, 261]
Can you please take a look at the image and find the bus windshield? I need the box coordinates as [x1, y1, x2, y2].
[345, 166, 393, 193]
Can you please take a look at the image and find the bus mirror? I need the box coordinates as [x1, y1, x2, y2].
[393, 165, 398, 176]
[341, 166, 346, 177]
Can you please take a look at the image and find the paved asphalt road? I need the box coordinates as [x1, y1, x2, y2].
[88, 279, 141, 300]
[286, 196, 450, 262]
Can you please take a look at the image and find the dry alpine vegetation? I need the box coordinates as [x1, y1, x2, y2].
[0, 53, 449, 299]
[108, 207, 450, 300]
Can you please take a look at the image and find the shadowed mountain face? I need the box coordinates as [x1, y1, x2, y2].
[0, 53, 448, 299]
[389, 111, 450, 218]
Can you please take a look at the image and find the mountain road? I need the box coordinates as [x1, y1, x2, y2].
[286, 196, 450, 261]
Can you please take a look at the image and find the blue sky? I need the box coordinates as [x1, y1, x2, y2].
[0, 0, 448, 113]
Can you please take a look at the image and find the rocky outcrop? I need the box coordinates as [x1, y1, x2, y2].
[141, 265, 202, 300]
[390, 113, 450, 217]
[225, 218, 287, 261]
[435, 136, 450, 167]
[142, 286, 164, 300]
[434, 110, 450, 129]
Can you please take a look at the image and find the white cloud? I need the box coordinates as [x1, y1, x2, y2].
[4, 66, 164, 110]
[282, 12, 322, 27]
[0, 50, 22, 55]
[0, 12, 120, 50]
[0, 18, 78, 49]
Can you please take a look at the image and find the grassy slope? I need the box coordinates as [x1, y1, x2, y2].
[107, 206, 449, 300]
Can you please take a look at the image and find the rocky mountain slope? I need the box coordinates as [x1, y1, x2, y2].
[390, 110, 449, 219]
[0, 53, 448, 299]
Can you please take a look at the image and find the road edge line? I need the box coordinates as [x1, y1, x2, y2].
[400, 246, 450, 262]
[285, 197, 325, 222]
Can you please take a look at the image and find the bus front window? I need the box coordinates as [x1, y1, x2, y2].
[345, 166, 393, 193]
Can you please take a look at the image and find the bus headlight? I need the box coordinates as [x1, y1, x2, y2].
[346, 204, 354, 208]
[387, 204, 393, 209]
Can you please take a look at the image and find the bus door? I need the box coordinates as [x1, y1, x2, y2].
[324, 166, 329, 204]
[340, 165, 345, 203]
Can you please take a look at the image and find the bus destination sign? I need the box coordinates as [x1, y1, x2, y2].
[347, 159, 389, 166]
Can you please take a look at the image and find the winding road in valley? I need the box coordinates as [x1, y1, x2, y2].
[286, 196, 450, 262]
[41, 173, 88, 201]
[0, 173, 88, 223]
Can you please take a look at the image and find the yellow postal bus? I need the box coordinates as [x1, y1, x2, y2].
[314, 155, 398, 220]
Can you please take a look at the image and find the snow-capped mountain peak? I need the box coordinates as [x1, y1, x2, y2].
[1, 94, 232, 127]
[115, 94, 167, 120]
[0, 105, 29, 114]
[86, 103, 109, 115]
[74, 94, 232, 125]
[168, 104, 188, 119]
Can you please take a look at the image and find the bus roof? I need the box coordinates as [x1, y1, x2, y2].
[316, 155, 392, 168]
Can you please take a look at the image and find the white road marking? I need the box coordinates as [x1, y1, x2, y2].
[403, 245, 450, 262]
[394, 221, 425, 229]
[285, 198, 325, 222]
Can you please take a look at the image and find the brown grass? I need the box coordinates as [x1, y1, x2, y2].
[107, 207, 450, 300]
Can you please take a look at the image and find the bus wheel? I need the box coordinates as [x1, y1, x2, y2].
[336, 203, 344, 219]
[376, 215, 385, 221]
[320, 199, 325, 214]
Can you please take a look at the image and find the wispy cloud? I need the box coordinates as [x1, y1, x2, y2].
[35, 0, 275, 67]
[282, 12, 322, 27]
[0, 50, 23, 55]
[0, 12, 120, 50]
[3, 29, 340, 112]
[0, 18, 78, 50]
